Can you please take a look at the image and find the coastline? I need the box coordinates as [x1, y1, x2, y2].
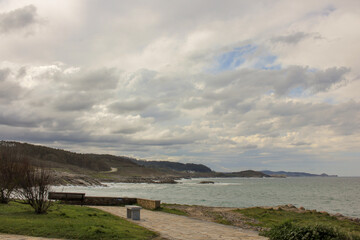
[52, 176, 360, 219]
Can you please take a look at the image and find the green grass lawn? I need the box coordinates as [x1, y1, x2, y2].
[156, 204, 188, 216]
[0, 202, 158, 239]
[235, 207, 360, 237]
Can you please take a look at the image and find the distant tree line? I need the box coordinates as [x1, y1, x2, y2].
[1, 141, 112, 172]
[135, 160, 213, 173]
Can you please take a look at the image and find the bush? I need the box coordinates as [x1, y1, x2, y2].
[15, 160, 54, 214]
[262, 221, 360, 240]
[0, 148, 22, 204]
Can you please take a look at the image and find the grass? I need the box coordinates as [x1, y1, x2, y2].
[212, 213, 232, 225]
[155, 204, 188, 216]
[235, 207, 360, 237]
[0, 202, 158, 239]
[158, 204, 230, 225]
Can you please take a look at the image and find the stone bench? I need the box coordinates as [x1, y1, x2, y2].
[125, 205, 142, 220]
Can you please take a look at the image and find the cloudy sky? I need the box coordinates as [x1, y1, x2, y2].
[0, 0, 359, 176]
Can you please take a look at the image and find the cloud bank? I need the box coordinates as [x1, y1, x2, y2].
[0, 0, 359, 175]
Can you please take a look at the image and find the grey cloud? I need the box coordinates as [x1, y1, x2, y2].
[0, 68, 10, 81]
[182, 97, 212, 109]
[60, 68, 120, 91]
[0, 5, 38, 33]
[16, 66, 27, 79]
[53, 92, 98, 111]
[272, 32, 310, 45]
[113, 126, 146, 135]
[311, 67, 350, 92]
[0, 110, 43, 128]
[0, 127, 97, 144]
[122, 69, 193, 99]
[109, 99, 152, 113]
[0, 77, 23, 104]
[243, 144, 258, 149]
[271, 66, 349, 95]
[141, 107, 179, 121]
[205, 66, 349, 98]
[204, 94, 360, 139]
[291, 142, 311, 146]
[134, 135, 201, 146]
[268, 100, 360, 135]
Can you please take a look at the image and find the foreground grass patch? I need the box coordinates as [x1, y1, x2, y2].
[0, 202, 157, 239]
[156, 204, 188, 216]
[263, 221, 360, 240]
[235, 207, 360, 237]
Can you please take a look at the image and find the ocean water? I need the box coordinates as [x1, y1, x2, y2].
[52, 177, 360, 218]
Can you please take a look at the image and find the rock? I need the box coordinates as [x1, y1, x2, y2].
[153, 178, 178, 184]
[199, 181, 215, 184]
[299, 206, 305, 210]
[155, 178, 178, 184]
[53, 172, 105, 186]
[286, 204, 296, 208]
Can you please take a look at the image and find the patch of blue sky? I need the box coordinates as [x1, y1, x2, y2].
[265, 90, 275, 96]
[323, 98, 335, 104]
[253, 55, 281, 70]
[307, 67, 318, 73]
[288, 86, 306, 97]
[305, 5, 336, 18]
[211, 44, 257, 73]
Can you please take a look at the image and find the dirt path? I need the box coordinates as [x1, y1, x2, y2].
[102, 167, 118, 173]
[92, 206, 267, 240]
[0, 234, 61, 240]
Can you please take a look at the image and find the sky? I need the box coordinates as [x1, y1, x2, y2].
[0, 0, 359, 176]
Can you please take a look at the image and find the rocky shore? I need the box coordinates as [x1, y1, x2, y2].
[52, 172, 105, 186]
[107, 177, 180, 184]
[52, 172, 182, 186]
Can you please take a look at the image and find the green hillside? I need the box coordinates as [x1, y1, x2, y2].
[0, 141, 210, 183]
[0, 141, 270, 185]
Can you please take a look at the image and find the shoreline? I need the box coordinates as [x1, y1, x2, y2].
[159, 203, 360, 230]
[52, 177, 360, 219]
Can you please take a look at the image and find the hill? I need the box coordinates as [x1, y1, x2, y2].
[216, 170, 270, 178]
[134, 160, 213, 173]
[261, 170, 338, 177]
[0, 141, 272, 185]
[0, 141, 214, 184]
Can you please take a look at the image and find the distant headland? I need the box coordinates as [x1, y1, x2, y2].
[0, 141, 337, 186]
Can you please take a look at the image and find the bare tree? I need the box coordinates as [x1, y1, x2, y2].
[0, 148, 21, 204]
[16, 160, 54, 214]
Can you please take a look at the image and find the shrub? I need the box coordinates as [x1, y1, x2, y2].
[262, 221, 360, 240]
[15, 160, 54, 214]
[0, 148, 21, 204]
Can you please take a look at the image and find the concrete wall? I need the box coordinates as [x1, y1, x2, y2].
[84, 197, 137, 206]
[137, 198, 161, 210]
[49, 192, 161, 209]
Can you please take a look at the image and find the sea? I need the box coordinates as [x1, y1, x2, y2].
[52, 177, 360, 218]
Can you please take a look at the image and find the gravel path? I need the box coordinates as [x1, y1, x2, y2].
[92, 206, 267, 240]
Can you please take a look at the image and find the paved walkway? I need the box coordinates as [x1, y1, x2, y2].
[92, 206, 267, 240]
[0, 234, 60, 240]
